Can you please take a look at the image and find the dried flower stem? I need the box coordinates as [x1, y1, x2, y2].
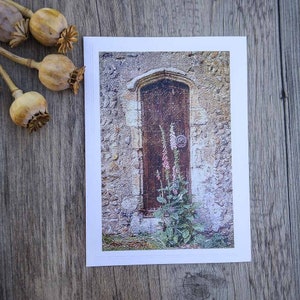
[0, 63, 21, 96]
[0, 46, 39, 69]
[4, 0, 34, 18]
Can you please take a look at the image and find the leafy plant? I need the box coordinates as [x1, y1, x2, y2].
[153, 123, 203, 247]
[192, 232, 231, 248]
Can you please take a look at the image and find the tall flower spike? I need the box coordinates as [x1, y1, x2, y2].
[169, 123, 177, 150]
[170, 123, 181, 180]
[159, 125, 170, 182]
[156, 170, 161, 181]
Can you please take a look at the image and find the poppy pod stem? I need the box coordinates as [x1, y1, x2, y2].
[0, 46, 39, 69]
[4, 0, 33, 18]
[0, 64, 22, 96]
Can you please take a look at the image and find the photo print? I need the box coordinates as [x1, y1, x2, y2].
[84, 37, 250, 266]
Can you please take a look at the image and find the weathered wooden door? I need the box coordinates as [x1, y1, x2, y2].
[141, 79, 190, 212]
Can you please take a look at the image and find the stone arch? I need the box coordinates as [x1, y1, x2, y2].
[123, 67, 202, 218]
[127, 67, 196, 92]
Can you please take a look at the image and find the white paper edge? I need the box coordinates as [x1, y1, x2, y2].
[84, 36, 250, 267]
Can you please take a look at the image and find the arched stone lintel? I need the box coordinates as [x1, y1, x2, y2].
[127, 67, 196, 92]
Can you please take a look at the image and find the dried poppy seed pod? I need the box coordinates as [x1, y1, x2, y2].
[37, 54, 85, 94]
[0, 64, 50, 132]
[0, 0, 29, 47]
[10, 90, 50, 132]
[0, 47, 85, 94]
[4, 0, 78, 53]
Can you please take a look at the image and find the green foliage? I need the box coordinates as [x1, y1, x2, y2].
[192, 232, 231, 248]
[154, 123, 204, 248]
[153, 177, 202, 247]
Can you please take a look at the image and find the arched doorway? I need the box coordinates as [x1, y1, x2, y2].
[141, 79, 190, 212]
[127, 68, 197, 216]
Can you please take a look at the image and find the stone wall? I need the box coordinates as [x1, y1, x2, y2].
[100, 51, 232, 241]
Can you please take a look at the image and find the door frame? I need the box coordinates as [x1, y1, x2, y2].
[125, 68, 199, 215]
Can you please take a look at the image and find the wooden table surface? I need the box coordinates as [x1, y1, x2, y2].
[0, 1, 299, 299]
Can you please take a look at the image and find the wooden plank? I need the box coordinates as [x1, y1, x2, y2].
[278, 0, 300, 297]
[0, 0, 299, 299]
[238, 1, 294, 297]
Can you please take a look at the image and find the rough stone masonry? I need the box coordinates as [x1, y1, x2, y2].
[99, 51, 233, 244]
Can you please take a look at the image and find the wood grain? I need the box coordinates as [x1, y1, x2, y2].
[0, 0, 299, 299]
[279, 0, 300, 297]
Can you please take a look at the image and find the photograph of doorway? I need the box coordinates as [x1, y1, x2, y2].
[99, 51, 233, 250]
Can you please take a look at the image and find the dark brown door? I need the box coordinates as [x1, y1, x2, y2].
[141, 79, 190, 212]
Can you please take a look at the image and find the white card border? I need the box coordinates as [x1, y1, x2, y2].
[84, 37, 250, 267]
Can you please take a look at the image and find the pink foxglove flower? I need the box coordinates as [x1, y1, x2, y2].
[162, 146, 170, 171]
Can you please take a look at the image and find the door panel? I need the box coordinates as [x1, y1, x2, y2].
[141, 79, 190, 212]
